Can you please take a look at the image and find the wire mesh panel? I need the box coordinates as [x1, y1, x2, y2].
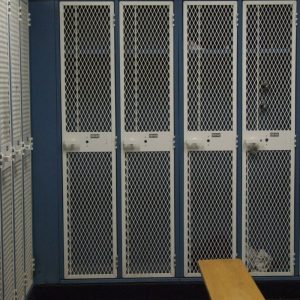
[186, 151, 234, 275]
[121, 2, 172, 133]
[13, 159, 24, 300]
[183, 2, 237, 277]
[20, 0, 31, 145]
[61, 2, 116, 279]
[62, 3, 112, 133]
[2, 167, 14, 300]
[242, 1, 296, 276]
[0, 0, 11, 153]
[65, 152, 114, 277]
[23, 153, 32, 293]
[245, 3, 295, 131]
[245, 151, 292, 274]
[185, 3, 235, 132]
[9, 0, 22, 148]
[124, 151, 173, 276]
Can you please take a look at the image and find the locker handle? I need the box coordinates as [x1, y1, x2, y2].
[186, 138, 202, 150]
[244, 138, 260, 153]
[63, 142, 80, 151]
[123, 142, 139, 151]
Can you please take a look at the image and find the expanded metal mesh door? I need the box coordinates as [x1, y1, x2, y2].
[0, 0, 11, 156]
[120, 2, 175, 278]
[183, 2, 237, 277]
[13, 159, 24, 300]
[2, 167, 14, 300]
[61, 2, 117, 279]
[243, 1, 296, 276]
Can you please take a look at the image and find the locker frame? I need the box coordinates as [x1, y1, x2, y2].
[119, 1, 175, 278]
[60, 1, 118, 279]
[242, 0, 297, 276]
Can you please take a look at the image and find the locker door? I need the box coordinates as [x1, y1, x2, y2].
[242, 1, 296, 276]
[20, 0, 33, 293]
[183, 2, 237, 277]
[60, 2, 117, 279]
[120, 2, 175, 278]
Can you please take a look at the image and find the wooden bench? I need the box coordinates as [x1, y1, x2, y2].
[198, 259, 265, 300]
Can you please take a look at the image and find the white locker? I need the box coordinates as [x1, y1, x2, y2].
[120, 2, 175, 278]
[60, 2, 117, 279]
[183, 2, 237, 277]
[242, 1, 296, 276]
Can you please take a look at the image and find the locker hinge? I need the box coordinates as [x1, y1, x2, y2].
[236, 13, 239, 26]
[8, 0, 11, 15]
[172, 13, 175, 27]
[14, 289, 17, 300]
[115, 255, 118, 270]
[292, 253, 296, 266]
[173, 255, 176, 268]
[19, 5, 22, 22]
[113, 13, 115, 27]
[236, 136, 239, 148]
[294, 135, 297, 148]
[173, 136, 176, 149]
[32, 257, 36, 274]
[115, 136, 118, 149]
[296, 12, 298, 26]
[24, 272, 27, 287]
[28, 12, 31, 27]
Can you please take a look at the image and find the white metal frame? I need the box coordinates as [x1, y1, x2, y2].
[60, 1, 117, 279]
[242, 0, 296, 276]
[120, 1, 175, 278]
[183, 1, 238, 277]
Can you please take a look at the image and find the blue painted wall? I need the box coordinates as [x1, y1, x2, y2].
[29, 0, 300, 285]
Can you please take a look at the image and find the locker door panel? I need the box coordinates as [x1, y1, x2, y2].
[60, 2, 117, 279]
[242, 1, 296, 276]
[120, 2, 175, 278]
[183, 2, 237, 277]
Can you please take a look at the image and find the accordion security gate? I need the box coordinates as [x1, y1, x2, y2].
[59, 0, 297, 280]
[0, 0, 33, 299]
[242, 1, 296, 276]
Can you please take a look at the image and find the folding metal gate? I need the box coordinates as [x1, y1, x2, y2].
[60, 2, 117, 279]
[242, 1, 296, 276]
[183, 1, 237, 277]
[120, 1, 175, 278]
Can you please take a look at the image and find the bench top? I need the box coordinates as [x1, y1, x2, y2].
[198, 259, 265, 300]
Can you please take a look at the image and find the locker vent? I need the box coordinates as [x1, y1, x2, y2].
[63, 5, 112, 133]
[0, 0, 10, 147]
[246, 4, 293, 131]
[23, 154, 33, 289]
[125, 151, 172, 275]
[187, 4, 234, 132]
[123, 5, 171, 132]
[2, 167, 14, 300]
[14, 160, 24, 300]
[245, 150, 291, 273]
[66, 152, 114, 276]
[187, 151, 233, 274]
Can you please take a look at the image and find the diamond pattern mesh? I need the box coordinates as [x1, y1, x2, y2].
[245, 4, 293, 131]
[2, 167, 14, 300]
[245, 151, 291, 273]
[21, 0, 31, 142]
[23, 153, 33, 291]
[187, 151, 234, 274]
[63, 5, 112, 133]
[123, 4, 171, 132]
[186, 4, 234, 131]
[66, 152, 114, 276]
[0, 0, 11, 148]
[14, 159, 24, 300]
[9, 0, 22, 145]
[124, 152, 172, 275]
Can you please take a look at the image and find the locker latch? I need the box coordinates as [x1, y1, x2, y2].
[186, 137, 202, 150]
[244, 138, 260, 153]
[123, 138, 139, 151]
[63, 139, 80, 151]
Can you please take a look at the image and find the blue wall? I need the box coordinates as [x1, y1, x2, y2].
[30, 0, 300, 285]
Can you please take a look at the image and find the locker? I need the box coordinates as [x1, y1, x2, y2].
[120, 2, 175, 278]
[60, 2, 117, 279]
[242, 1, 296, 276]
[183, 2, 237, 277]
